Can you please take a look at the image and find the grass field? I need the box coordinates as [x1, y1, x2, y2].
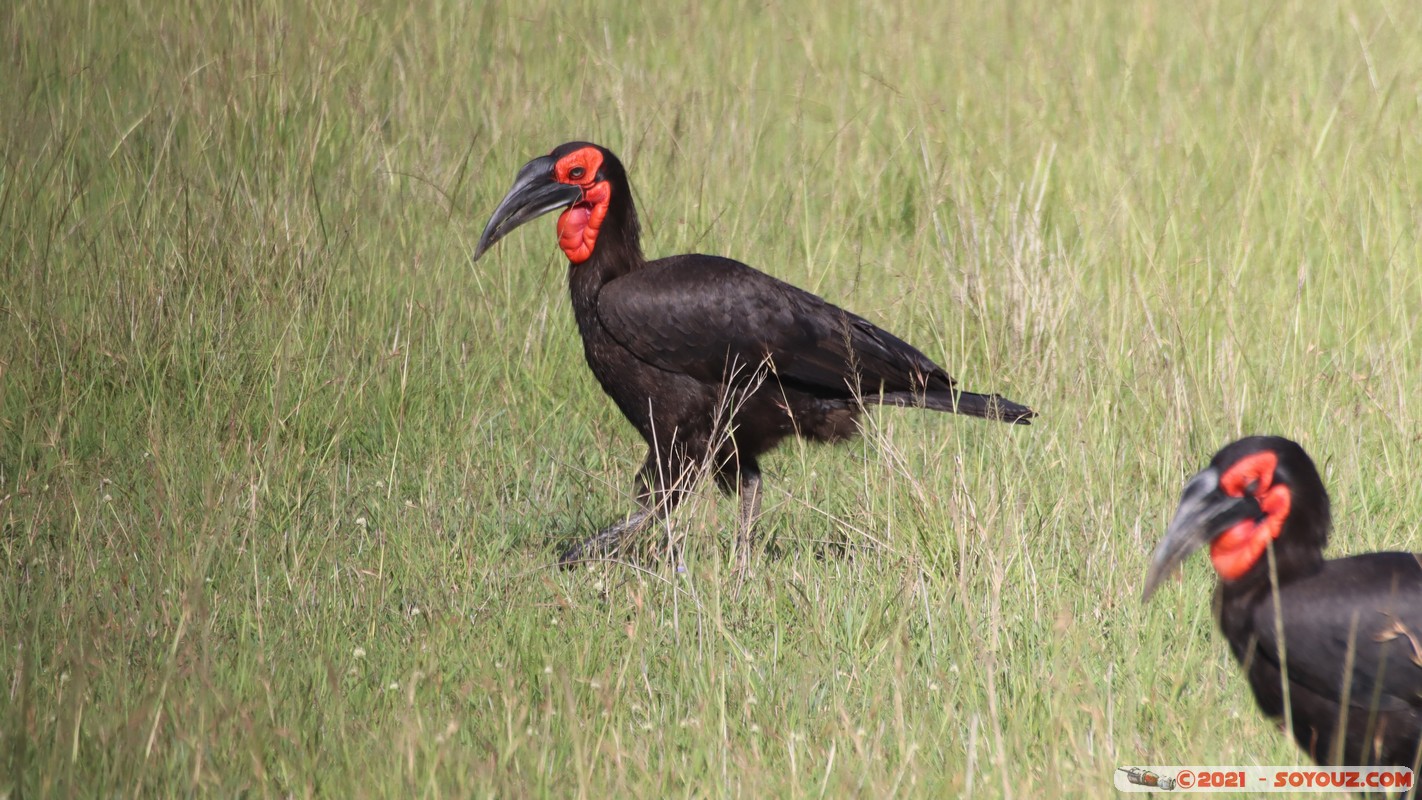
[4, 0, 1421, 796]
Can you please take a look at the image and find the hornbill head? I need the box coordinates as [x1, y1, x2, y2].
[473, 142, 632, 265]
[1143, 436, 1331, 601]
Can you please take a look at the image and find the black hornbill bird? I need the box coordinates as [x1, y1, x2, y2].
[473, 141, 1035, 566]
[1145, 436, 1422, 772]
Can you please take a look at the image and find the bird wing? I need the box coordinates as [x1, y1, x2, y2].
[594, 254, 955, 398]
[1253, 553, 1422, 712]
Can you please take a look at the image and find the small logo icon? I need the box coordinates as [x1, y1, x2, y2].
[1120, 767, 1177, 791]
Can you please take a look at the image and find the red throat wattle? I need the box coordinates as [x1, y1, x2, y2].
[1209, 451, 1292, 581]
[557, 181, 610, 264]
[552, 147, 610, 264]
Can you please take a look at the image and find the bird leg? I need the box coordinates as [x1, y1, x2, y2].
[713, 454, 763, 585]
[733, 466, 763, 578]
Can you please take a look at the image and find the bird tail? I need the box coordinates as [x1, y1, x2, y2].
[877, 389, 1036, 424]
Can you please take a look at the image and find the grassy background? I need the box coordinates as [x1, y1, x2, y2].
[4, 0, 1421, 795]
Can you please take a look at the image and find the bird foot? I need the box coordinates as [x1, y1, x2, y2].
[729, 533, 754, 599]
[558, 531, 619, 568]
[731, 563, 750, 600]
[558, 511, 654, 569]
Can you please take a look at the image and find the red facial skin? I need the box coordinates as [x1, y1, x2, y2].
[553, 147, 610, 264]
[1210, 451, 1293, 580]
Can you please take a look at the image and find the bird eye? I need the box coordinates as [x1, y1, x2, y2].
[569, 167, 586, 180]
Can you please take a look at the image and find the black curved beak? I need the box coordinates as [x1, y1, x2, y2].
[1142, 467, 1260, 601]
[473, 155, 583, 261]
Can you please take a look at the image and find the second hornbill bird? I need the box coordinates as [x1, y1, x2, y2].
[1145, 436, 1421, 772]
[473, 141, 1035, 567]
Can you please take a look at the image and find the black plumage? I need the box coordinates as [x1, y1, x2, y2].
[1145, 436, 1421, 773]
[475, 141, 1034, 567]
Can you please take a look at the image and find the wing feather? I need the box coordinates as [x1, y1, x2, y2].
[595, 254, 954, 399]
[1253, 553, 1422, 712]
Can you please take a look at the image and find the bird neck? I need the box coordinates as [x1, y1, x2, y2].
[1210, 548, 1324, 667]
[567, 191, 645, 303]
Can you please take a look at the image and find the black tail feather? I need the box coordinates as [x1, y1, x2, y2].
[876, 389, 1036, 424]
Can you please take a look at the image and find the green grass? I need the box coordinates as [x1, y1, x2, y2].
[4, 0, 1421, 795]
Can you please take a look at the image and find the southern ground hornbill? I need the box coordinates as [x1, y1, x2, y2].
[1145, 436, 1421, 772]
[473, 141, 1035, 568]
